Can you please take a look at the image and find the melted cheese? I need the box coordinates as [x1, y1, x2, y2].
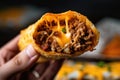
[51, 20, 71, 47]
[55, 61, 120, 80]
[84, 63, 106, 80]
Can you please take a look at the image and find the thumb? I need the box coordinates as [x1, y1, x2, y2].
[0, 45, 39, 80]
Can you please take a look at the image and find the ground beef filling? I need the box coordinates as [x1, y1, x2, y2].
[33, 18, 95, 54]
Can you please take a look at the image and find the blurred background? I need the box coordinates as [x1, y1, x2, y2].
[0, 0, 120, 79]
[0, 0, 120, 47]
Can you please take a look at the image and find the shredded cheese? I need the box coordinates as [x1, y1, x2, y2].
[51, 19, 71, 47]
[55, 61, 120, 80]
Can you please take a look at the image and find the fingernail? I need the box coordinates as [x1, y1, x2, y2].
[26, 45, 38, 58]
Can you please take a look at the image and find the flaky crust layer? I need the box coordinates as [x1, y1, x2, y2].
[18, 10, 99, 62]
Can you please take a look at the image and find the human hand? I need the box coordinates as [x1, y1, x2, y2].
[0, 35, 64, 80]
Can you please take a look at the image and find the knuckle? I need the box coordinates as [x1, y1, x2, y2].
[13, 56, 22, 66]
[0, 48, 8, 57]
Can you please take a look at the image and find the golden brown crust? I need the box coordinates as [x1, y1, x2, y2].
[18, 10, 99, 62]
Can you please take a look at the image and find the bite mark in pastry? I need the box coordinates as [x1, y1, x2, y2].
[18, 10, 99, 60]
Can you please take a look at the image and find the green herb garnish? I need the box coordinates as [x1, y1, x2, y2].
[62, 27, 66, 33]
[107, 64, 111, 72]
[97, 61, 106, 67]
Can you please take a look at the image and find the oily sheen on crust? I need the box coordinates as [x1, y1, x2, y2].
[18, 10, 99, 61]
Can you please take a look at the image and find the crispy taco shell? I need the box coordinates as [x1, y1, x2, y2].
[18, 10, 99, 62]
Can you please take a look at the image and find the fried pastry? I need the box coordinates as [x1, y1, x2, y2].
[18, 10, 99, 61]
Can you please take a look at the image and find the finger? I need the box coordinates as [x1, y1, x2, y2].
[39, 59, 64, 80]
[28, 62, 50, 79]
[18, 62, 50, 80]
[0, 35, 20, 62]
[0, 45, 39, 80]
[0, 48, 18, 64]
[26, 72, 36, 80]
[0, 56, 5, 66]
[17, 62, 50, 80]
[34, 62, 50, 77]
[1, 35, 19, 52]
[9, 73, 21, 80]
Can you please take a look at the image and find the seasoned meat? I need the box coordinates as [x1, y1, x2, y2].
[33, 11, 97, 54]
[18, 10, 99, 62]
[69, 17, 94, 52]
[34, 16, 95, 54]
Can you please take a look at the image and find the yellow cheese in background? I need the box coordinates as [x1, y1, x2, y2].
[55, 61, 120, 80]
[109, 62, 120, 76]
